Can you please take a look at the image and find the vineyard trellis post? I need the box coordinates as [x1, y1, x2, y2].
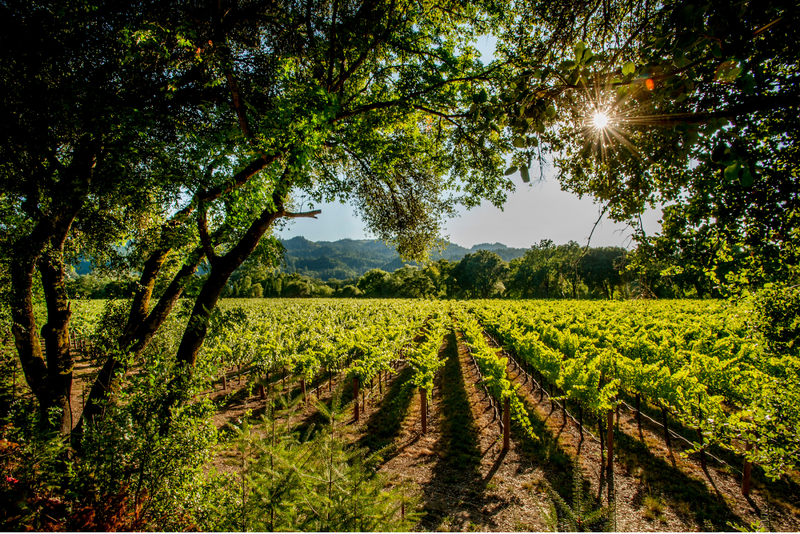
[661, 406, 671, 453]
[635, 394, 642, 439]
[742, 442, 754, 497]
[606, 409, 614, 479]
[420, 388, 428, 434]
[353, 376, 360, 422]
[598, 412, 605, 472]
[502, 396, 510, 451]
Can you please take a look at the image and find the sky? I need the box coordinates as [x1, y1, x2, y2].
[277, 35, 663, 250]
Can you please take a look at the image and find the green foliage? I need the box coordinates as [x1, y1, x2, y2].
[407, 314, 448, 395]
[494, 0, 799, 343]
[544, 467, 610, 532]
[750, 284, 800, 354]
[471, 298, 800, 478]
[452, 249, 509, 298]
[0, 351, 216, 531]
[200, 399, 419, 532]
[454, 305, 537, 440]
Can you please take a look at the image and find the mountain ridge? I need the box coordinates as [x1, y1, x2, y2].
[279, 236, 529, 280]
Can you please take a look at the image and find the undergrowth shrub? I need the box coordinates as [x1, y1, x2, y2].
[197, 394, 420, 532]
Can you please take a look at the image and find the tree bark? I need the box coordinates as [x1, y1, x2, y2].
[38, 251, 75, 435]
[10, 255, 49, 401]
[11, 183, 86, 433]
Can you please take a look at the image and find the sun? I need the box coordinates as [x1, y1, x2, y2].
[592, 111, 610, 129]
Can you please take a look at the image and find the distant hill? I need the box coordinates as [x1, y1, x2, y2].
[279, 236, 528, 280]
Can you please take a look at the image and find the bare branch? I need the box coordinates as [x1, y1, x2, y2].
[281, 209, 322, 219]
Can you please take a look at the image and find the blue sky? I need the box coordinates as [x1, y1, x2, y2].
[277, 35, 662, 249]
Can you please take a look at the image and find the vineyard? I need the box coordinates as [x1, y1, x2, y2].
[5, 298, 796, 531]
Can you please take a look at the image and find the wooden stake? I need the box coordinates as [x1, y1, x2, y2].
[502, 397, 510, 451]
[662, 406, 671, 452]
[607, 409, 614, 478]
[635, 394, 642, 437]
[742, 442, 754, 497]
[301, 378, 307, 403]
[698, 427, 707, 470]
[420, 388, 428, 434]
[353, 377, 360, 422]
[599, 414, 605, 472]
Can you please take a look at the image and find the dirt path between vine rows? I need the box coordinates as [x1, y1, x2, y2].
[344, 329, 557, 531]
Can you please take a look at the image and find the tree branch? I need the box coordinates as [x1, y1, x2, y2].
[198, 209, 218, 264]
[280, 209, 322, 219]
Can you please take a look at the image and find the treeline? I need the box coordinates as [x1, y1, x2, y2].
[66, 240, 715, 301]
[66, 240, 716, 301]
[67, 239, 717, 299]
[220, 240, 714, 300]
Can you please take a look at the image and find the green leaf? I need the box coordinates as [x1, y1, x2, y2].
[574, 41, 586, 62]
[622, 62, 635, 76]
[545, 105, 556, 118]
[504, 165, 518, 176]
[513, 137, 526, 148]
[739, 167, 754, 187]
[724, 162, 740, 182]
[715, 61, 742, 82]
[520, 165, 530, 183]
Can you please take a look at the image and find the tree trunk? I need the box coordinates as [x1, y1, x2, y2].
[76, 248, 204, 438]
[10, 256, 49, 402]
[174, 207, 281, 368]
[11, 204, 84, 434]
[38, 251, 75, 435]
